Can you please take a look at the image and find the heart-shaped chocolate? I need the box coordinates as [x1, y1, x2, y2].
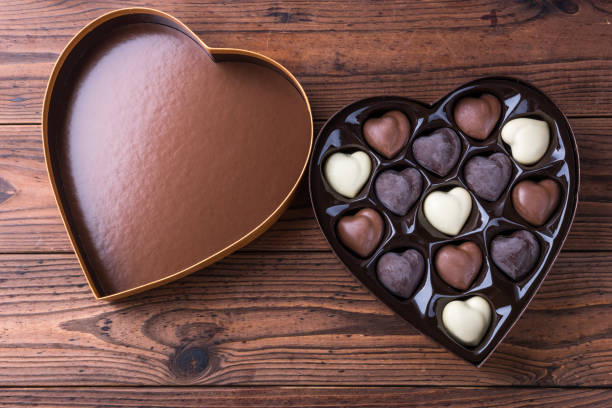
[453, 93, 501, 140]
[501, 118, 550, 165]
[363, 110, 411, 159]
[464, 153, 512, 201]
[512, 179, 561, 226]
[43, 9, 312, 299]
[435, 242, 482, 291]
[324, 151, 372, 198]
[423, 187, 472, 236]
[491, 230, 540, 281]
[374, 168, 422, 216]
[310, 78, 579, 365]
[377, 249, 425, 298]
[442, 296, 492, 347]
[336, 208, 384, 258]
[412, 128, 461, 176]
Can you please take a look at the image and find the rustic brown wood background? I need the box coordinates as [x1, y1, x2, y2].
[1, 0, 611, 406]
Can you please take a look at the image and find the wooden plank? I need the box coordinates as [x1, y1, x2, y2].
[1, 1, 612, 122]
[3, 0, 606, 35]
[0, 387, 611, 408]
[0, 119, 609, 253]
[1, 0, 609, 395]
[0, 251, 609, 386]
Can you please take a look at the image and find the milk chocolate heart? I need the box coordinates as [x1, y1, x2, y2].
[453, 94, 501, 140]
[43, 9, 312, 299]
[309, 78, 579, 365]
[464, 153, 512, 201]
[374, 168, 422, 216]
[363, 111, 411, 159]
[435, 242, 482, 291]
[491, 230, 540, 281]
[512, 179, 561, 226]
[412, 128, 461, 177]
[377, 249, 425, 298]
[336, 208, 384, 258]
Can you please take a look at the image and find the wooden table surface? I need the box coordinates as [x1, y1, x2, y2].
[1, 1, 611, 406]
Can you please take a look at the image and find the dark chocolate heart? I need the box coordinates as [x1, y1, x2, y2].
[377, 249, 425, 298]
[412, 128, 461, 177]
[435, 242, 482, 290]
[464, 153, 512, 201]
[363, 110, 411, 159]
[309, 78, 579, 366]
[512, 179, 561, 226]
[374, 168, 422, 216]
[453, 93, 501, 140]
[491, 230, 540, 280]
[336, 208, 384, 258]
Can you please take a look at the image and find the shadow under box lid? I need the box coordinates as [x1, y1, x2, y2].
[43, 9, 313, 300]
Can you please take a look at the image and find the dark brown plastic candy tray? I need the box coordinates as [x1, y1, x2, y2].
[308, 77, 579, 366]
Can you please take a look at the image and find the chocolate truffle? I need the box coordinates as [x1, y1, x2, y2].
[412, 128, 461, 177]
[464, 153, 512, 201]
[453, 93, 501, 140]
[363, 110, 411, 159]
[442, 296, 492, 347]
[491, 230, 540, 281]
[324, 151, 371, 198]
[377, 249, 425, 298]
[512, 179, 560, 226]
[374, 168, 422, 216]
[423, 187, 472, 236]
[501, 118, 550, 165]
[435, 242, 482, 291]
[336, 208, 384, 258]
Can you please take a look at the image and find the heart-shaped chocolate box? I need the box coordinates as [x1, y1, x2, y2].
[43, 9, 312, 300]
[309, 78, 579, 365]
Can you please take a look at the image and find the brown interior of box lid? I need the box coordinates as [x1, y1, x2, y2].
[47, 15, 312, 296]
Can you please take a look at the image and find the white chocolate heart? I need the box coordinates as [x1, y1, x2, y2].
[423, 187, 472, 235]
[324, 151, 372, 198]
[442, 296, 492, 347]
[501, 118, 550, 165]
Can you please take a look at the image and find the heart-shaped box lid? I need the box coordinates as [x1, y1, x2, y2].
[43, 8, 313, 300]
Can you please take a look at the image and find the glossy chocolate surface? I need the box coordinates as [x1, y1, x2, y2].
[308, 77, 579, 365]
[47, 16, 311, 296]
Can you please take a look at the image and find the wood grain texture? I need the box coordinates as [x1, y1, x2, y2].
[0, 251, 609, 386]
[1, 0, 610, 401]
[1, 0, 612, 122]
[0, 119, 610, 253]
[0, 387, 611, 408]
